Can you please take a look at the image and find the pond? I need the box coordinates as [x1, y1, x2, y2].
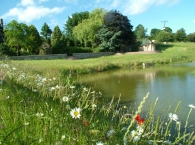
[75, 62, 195, 124]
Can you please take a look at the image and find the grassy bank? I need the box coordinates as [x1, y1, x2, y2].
[6, 42, 195, 76]
[0, 42, 195, 144]
[1, 62, 195, 144]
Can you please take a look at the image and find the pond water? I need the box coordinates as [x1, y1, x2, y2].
[75, 62, 195, 124]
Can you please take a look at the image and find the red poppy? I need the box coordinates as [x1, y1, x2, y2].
[83, 120, 89, 126]
[135, 114, 145, 125]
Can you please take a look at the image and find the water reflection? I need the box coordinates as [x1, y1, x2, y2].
[75, 63, 195, 123]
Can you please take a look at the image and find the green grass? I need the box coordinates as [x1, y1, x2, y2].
[5, 42, 195, 76]
[0, 42, 195, 144]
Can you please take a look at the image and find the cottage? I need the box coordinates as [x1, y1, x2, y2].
[139, 38, 155, 51]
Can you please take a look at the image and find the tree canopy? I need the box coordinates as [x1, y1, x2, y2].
[134, 24, 147, 42]
[97, 10, 135, 52]
[73, 8, 107, 48]
[175, 28, 186, 42]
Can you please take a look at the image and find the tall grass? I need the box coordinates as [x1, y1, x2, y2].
[1, 58, 195, 144]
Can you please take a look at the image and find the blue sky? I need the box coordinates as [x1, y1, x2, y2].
[0, 0, 195, 35]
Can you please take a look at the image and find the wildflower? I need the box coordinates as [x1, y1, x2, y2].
[131, 130, 138, 137]
[70, 107, 81, 119]
[32, 89, 37, 92]
[39, 138, 43, 143]
[135, 114, 145, 125]
[137, 126, 144, 134]
[55, 85, 60, 89]
[61, 135, 65, 140]
[188, 104, 195, 109]
[133, 135, 140, 143]
[169, 113, 178, 121]
[36, 112, 44, 117]
[12, 67, 16, 70]
[24, 122, 29, 126]
[70, 85, 75, 89]
[106, 129, 115, 138]
[83, 87, 88, 92]
[62, 96, 69, 102]
[96, 141, 104, 145]
[164, 140, 172, 145]
[50, 87, 56, 91]
[91, 104, 97, 108]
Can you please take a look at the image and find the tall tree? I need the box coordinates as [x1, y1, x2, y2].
[175, 28, 186, 42]
[150, 28, 161, 39]
[156, 31, 173, 42]
[27, 25, 42, 54]
[186, 33, 195, 42]
[51, 25, 62, 46]
[73, 8, 106, 48]
[4, 20, 28, 55]
[40, 22, 52, 43]
[97, 10, 135, 52]
[134, 24, 147, 42]
[164, 27, 172, 33]
[64, 11, 89, 44]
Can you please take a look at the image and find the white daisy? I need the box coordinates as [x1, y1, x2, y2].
[169, 113, 178, 121]
[106, 129, 115, 138]
[61, 135, 65, 140]
[70, 107, 81, 119]
[36, 112, 44, 117]
[96, 141, 104, 145]
[133, 135, 140, 143]
[70, 85, 75, 89]
[62, 96, 69, 102]
[188, 104, 195, 109]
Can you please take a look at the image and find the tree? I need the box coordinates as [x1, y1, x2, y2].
[64, 11, 89, 45]
[186, 33, 195, 42]
[51, 25, 62, 46]
[40, 22, 52, 43]
[134, 24, 147, 42]
[175, 28, 186, 42]
[156, 31, 174, 42]
[72, 8, 106, 48]
[4, 20, 29, 55]
[27, 25, 42, 54]
[97, 10, 135, 52]
[164, 27, 172, 33]
[0, 43, 13, 56]
[150, 28, 161, 40]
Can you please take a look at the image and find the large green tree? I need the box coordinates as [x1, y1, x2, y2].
[64, 11, 89, 45]
[27, 25, 42, 54]
[51, 25, 62, 46]
[72, 8, 106, 48]
[156, 31, 174, 42]
[134, 24, 147, 42]
[97, 10, 135, 52]
[4, 20, 29, 55]
[175, 28, 186, 42]
[150, 28, 161, 40]
[40, 22, 52, 43]
[186, 33, 195, 42]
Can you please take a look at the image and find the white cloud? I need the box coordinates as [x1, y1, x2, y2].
[64, 0, 78, 4]
[122, 0, 180, 15]
[18, 0, 35, 6]
[110, 0, 121, 8]
[193, 20, 195, 23]
[1, 0, 65, 23]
